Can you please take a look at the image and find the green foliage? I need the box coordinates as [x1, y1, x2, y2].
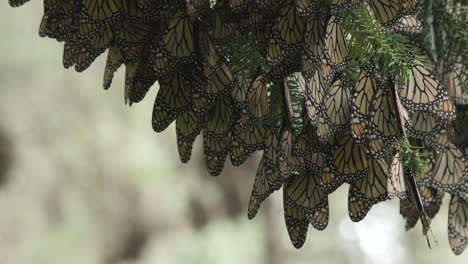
[399, 138, 430, 176]
[417, 0, 467, 90]
[285, 74, 306, 135]
[342, 6, 426, 84]
[229, 35, 265, 80]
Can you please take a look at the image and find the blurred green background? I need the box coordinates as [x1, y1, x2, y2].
[0, 2, 466, 264]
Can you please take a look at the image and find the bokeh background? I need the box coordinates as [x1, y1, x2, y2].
[0, 3, 466, 264]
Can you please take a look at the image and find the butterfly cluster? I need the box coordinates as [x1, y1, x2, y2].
[9, 0, 467, 254]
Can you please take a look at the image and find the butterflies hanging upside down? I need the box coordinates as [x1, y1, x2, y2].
[8, 0, 468, 254]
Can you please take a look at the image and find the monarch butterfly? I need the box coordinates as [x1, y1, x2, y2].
[273, 41, 303, 71]
[229, 0, 250, 13]
[301, 54, 319, 80]
[230, 125, 265, 166]
[449, 235, 467, 256]
[103, 46, 124, 90]
[250, 10, 271, 56]
[306, 68, 328, 125]
[83, 0, 123, 22]
[230, 116, 267, 166]
[453, 105, 468, 154]
[367, 82, 400, 146]
[279, 130, 304, 177]
[198, 30, 235, 99]
[351, 64, 381, 143]
[203, 97, 235, 176]
[275, 0, 304, 46]
[293, 128, 310, 158]
[191, 66, 234, 116]
[294, 125, 325, 166]
[269, 58, 303, 83]
[231, 75, 249, 107]
[283, 200, 309, 248]
[393, 15, 422, 34]
[40, 1, 82, 42]
[399, 187, 443, 230]
[150, 36, 178, 77]
[320, 160, 345, 194]
[406, 112, 442, 141]
[74, 23, 114, 72]
[199, 30, 222, 70]
[304, 13, 326, 63]
[283, 170, 329, 248]
[305, 151, 326, 177]
[366, 138, 390, 159]
[189, 0, 211, 17]
[267, 39, 287, 66]
[39, 15, 51, 38]
[387, 151, 406, 199]
[398, 57, 444, 114]
[368, 0, 403, 26]
[317, 76, 351, 140]
[159, 4, 184, 24]
[152, 72, 192, 132]
[176, 111, 204, 163]
[399, 197, 419, 229]
[420, 187, 444, 220]
[295, 0, 317, 16]
[191, 81, 211, 114]
[432, 143, 467, 192]
[331, 0, 363, 11]
[256, 0, 283, 10]
[402, 0, 419, 15]
[43, 0, 59, 13]
[247, 73, 270, 122]
[324, 15, 349, 70]
[293, 124, 321, 156]
[448, 195, 468, 255]
[39, 15, 61, 41]
[212, 4, 238, 46]
[123, 63, 138, 104]
[127, 60, 158, 104]
[162, 11, 195, 60]
[436, 96, 456, 120]
[203, 63, 235, 102]
[136, 0, 166, 20]
[321, 63, 335, 84]
[248, 155, 283, 219]
[431, 127, 451, 151]
[331, 133, 369, 183]
[255, 31, 270, 57]
[348, 158, 389, 222]
[263, 126, 282, 168]
[249, 6, 264, 28]
[367, 82, 405, 159]
[46, 16, 77, 42]
[62, 40, 78, 69]
[414, 154, 435, 188]
[115, 21, 153, 62]
[230, 74, 270, 165]
[121, 0, 155, 24]
[444, 65, 468, 105]
[229, 84, 255, 165]
[9, 0, 29, 7]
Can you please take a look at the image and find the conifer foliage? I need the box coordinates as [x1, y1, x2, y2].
[9, 0, 468, 254]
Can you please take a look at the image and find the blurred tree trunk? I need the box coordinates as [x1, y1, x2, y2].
[0, 126, 12, 186]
